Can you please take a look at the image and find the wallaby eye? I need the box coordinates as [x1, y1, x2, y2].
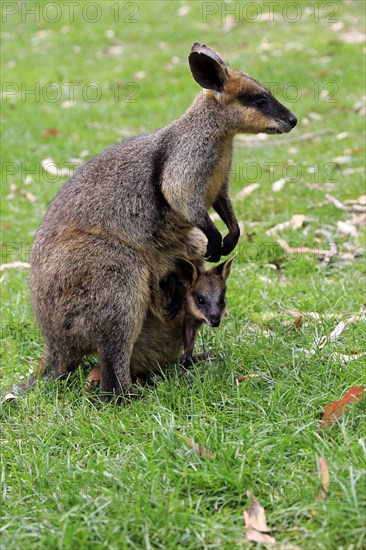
[253, 95, 267, 108]
[196, 296, 206, 306]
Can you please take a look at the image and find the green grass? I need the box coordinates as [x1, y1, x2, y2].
[1, 1, 365, 548]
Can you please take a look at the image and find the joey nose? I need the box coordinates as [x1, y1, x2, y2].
[210, 316, 221, 328]
[289, 115, 297, 128]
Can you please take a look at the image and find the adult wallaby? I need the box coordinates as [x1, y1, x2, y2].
[84, 255, 234, 393]
[27, 43, 296, 399]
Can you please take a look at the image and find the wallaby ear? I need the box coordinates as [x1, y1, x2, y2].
[189, 43, 229, 93]
[175, 259, 199, 288]
[215, 254, 236, 282]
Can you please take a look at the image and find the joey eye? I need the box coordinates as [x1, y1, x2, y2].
[196, 296, 206, 306]
[253, 95, 267, 108]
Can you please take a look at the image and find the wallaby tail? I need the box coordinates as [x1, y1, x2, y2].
[3, 355, 49, 398]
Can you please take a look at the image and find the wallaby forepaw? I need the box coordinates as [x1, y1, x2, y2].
[221, 230, 240, 256]
[204, 243, 222, 263]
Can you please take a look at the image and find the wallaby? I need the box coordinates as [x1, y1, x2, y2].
[24, 43, 296, 399]
[131, 255, 234, 379]
[85, 256, 234, 392]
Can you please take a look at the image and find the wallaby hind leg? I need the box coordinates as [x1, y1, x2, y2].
[98, 333, 144, 401]
[97, 272, 150, 401]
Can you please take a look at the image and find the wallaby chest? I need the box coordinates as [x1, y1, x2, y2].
[204, 139, 232, 207]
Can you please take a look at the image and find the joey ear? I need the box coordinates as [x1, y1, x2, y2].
[175, 259, 199, 288]
[189, 43, 228, 92]
[215, 253, 236, 282]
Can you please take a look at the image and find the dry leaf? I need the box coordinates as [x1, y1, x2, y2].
[272, 177, 288, 192]
[3, 393, 17, 402]
[294, 315, 304, 328]
[41, 128, 65, 137]
[134, 71, 146, 80]
[333, 155, 352, 164]
[177, 5, 190, 16]
[235, 373, 264, 384]
[243, 491, 276, 545]
[332, 352, 366, 364]
[283, 314, 304, 329]
[87, 366, 100, 385]
[349, 213, 366, 227]
[328, 321, 347, 342]
[308, 111, 322, 121]
[41, 158, 73, 177]
[320, 386, 364, 428]
[8, 183, 36, 203]
[337, 221, 357, 237]
[339, 29, 366, 44]
[235, 183, 260, 201]
[181, 435, 215, 459]
[222, 16, 236, 33]
[83, 366, 101, 393]
[316, 456, 330, 501]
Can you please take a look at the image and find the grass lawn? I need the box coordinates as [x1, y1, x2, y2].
[1, 1, 365, 548]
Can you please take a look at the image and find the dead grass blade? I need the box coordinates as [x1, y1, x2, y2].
[316, 456, 330, 501]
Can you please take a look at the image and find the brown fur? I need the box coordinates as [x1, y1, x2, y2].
[8, 44, 296, 400]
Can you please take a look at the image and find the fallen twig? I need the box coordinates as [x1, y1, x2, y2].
[266, 215, 308, 236]
[277, 238, 337, 261]
[0, 261, 30, 271]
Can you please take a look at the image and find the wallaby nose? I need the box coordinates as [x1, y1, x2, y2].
[289, 115, 297, 128]
[210, 316, 221, 328]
